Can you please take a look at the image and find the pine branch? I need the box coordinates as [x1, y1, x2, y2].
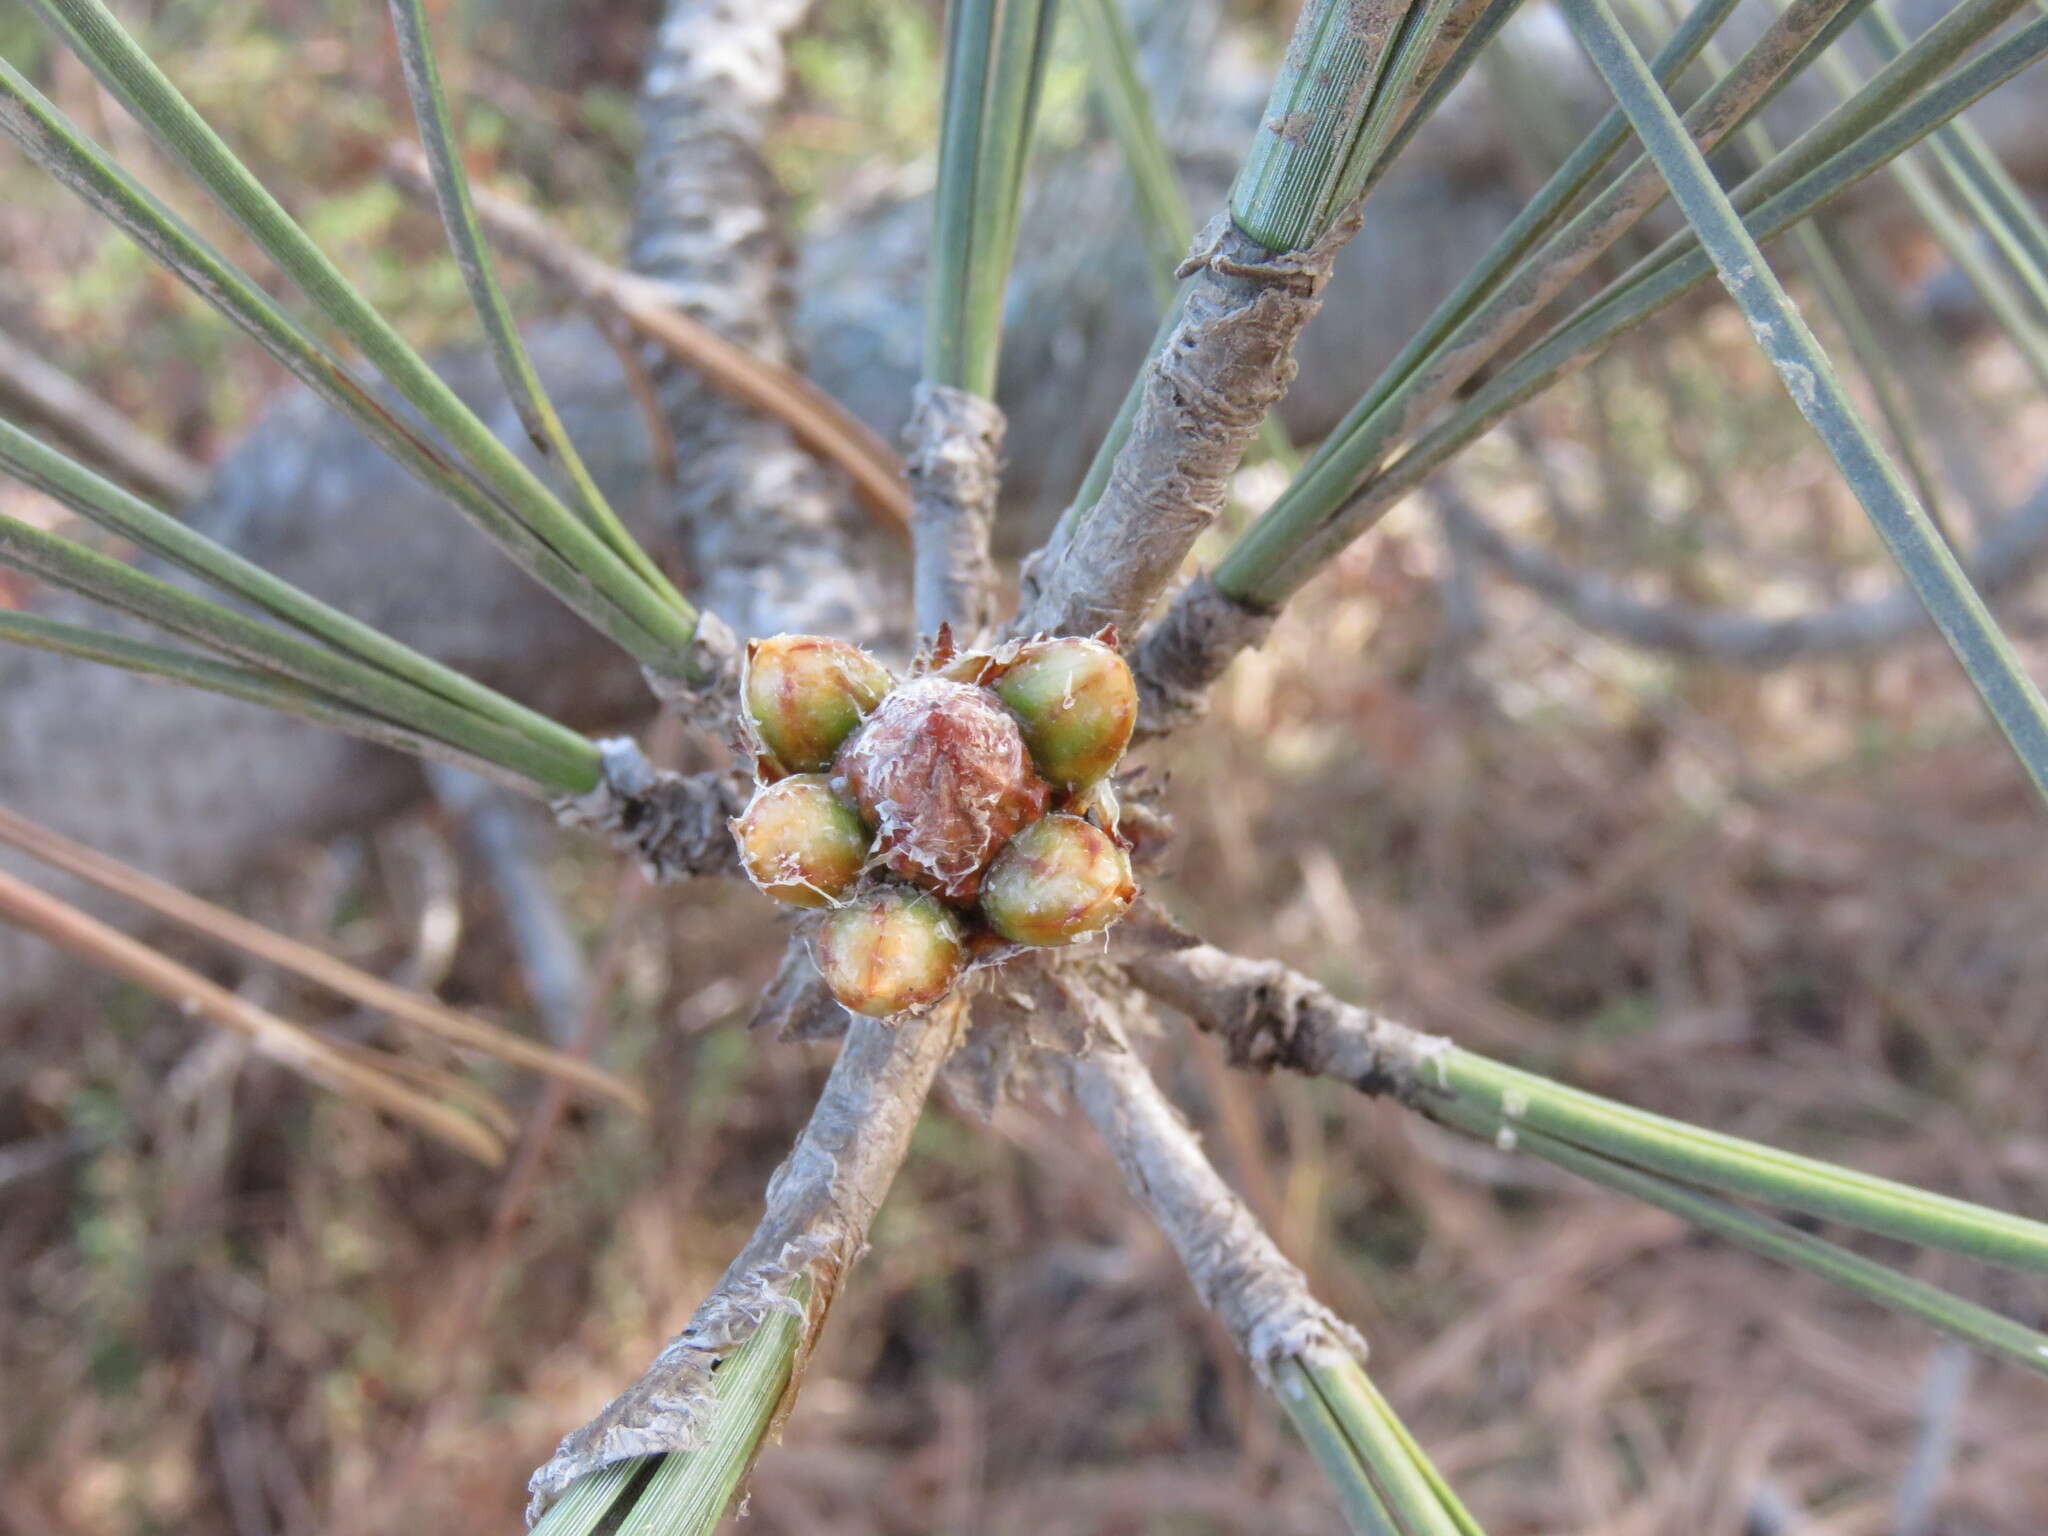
[629, 0, 899, 695]
[1064, 976, 1483, 1533]
[905, 384, 1006, 638]
[1129, 0, 2048, 727]
[1217, 0, 1894, 607]
[1066, 987, 1367, 1371]
[1127, 938, 2048, 1365]
[1018, 212, 1358, 640]
[527, 998, 966, 1524]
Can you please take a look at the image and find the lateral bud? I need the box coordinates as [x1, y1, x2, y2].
[743, 635, 894, 776]
[979, 814, 1137, 946]
[815, 886, 967, 1017]
[730, 774, 872, 909]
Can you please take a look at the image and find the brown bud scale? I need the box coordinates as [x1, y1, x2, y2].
[834, 677, 1050, 901]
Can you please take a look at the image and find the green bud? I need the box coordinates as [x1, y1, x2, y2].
[744, 635, 894, 775]
[732, 775, 872, 909]
[993, 637, 1138, 792]
[979, 814, 1136, 947]
[815, 886, 967, 1016]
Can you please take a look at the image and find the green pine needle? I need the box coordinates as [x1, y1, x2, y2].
[1278, 1353, 1487, 1536]
[0, 611, 574, 789]
[1422, 1047, 2048, 1270]
[384, 0, 682, 602]
[530, 1280, 808, 1536]
[1224, 8, 2048, 599]
[1557, 0, 2048, 803]
[24, 0, 701, 669]
[926, 0, 1059, 396]
[0, 56, 681, 670]
[1505, 1124, 2048, 1375]
[0, 512, 597, 792]
[0, 413, 586, 763]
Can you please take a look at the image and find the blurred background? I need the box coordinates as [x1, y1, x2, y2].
[1, 0, 2046, 1531]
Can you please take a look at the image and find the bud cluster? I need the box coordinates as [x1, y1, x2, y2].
[730, 631, 1141, 1017]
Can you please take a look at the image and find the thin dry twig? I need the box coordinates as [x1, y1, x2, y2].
[0, 802, 643, 1111]
[527, 996, 969, 1518]
[1438, 471, 2048, 667]
[432, 764, 592, 1043]
[384, 142, 910, 536]
[0, 327, 206, 506]
[0, 865, 505, 1163]
[372, 831, 652, 1532]
[1893, 1341, 1973, 1536]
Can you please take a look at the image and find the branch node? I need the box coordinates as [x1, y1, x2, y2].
[1125, 940, 1436, 1100]
[1130, 571, 1276, 737]
[640, 607, 744, 729]
[550, 736, 746, 882]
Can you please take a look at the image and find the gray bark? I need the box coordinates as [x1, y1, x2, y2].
[1018, 212, 1363, 639]
[526, 1000, 965, 1517]
[628, 0, 904, 685]
[904, 384, 1005, 639]
[1064, 982, 1369, 1379]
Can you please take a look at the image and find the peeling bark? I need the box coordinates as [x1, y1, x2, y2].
[1125, 940, 1424, 1098]
[526, 998, 965, 1519]
[548, 738, 746, 883]
[904, 384, 1005, 639]
[1128, 571, 1276, 738]
[1017, 212, 1362, 640]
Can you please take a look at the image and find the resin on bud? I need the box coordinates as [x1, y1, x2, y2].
[731, 774, 871, 908]
[835, 677, 1050, 900]
[992, 637, 1137, 792]
[815, 885, 966, 1016]
[979, 814, 1137, 947]
[743, 635, 893, 776]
